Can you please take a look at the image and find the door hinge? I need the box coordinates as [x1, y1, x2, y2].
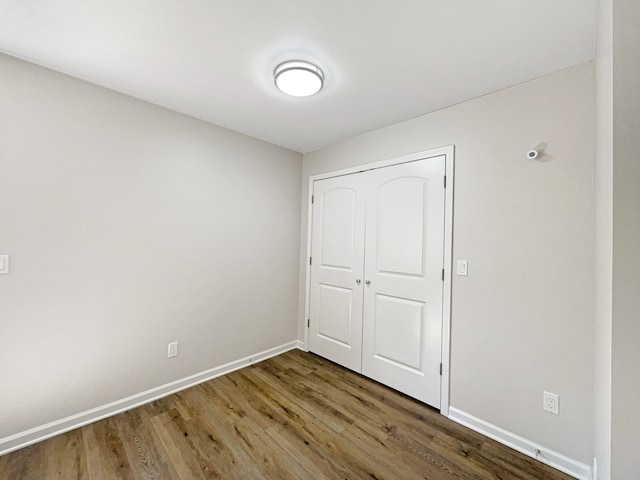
[444, 176, 447, 188]
[307, 318, 310, 328]
[311, 194, 314, 204]
[440, 363, 443, 375]
[309, 257, 312, 265]
[441, 269, 445, 281]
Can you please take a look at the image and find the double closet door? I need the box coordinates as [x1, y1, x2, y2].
[309, 156, 446, 408]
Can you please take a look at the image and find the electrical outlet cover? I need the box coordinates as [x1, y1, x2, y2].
[0, 255, 9, 274]
[543, 391, 559, 415]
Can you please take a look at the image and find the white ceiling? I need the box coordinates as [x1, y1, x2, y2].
[0, 1, 597, 153]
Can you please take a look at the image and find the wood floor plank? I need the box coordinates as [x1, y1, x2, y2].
[196, 378, 248, 424]
[342, 420, 468, 480]
[147, 412, 209, 480]
[83, 418, 134, 480]
[234, 368, 318, 428]
[186, 400, 274, 480]
[250, 360, 355, 433]
[267, 418, 386, 480]
[231, 417, 315, 480]
[43, 428, 88, 479]
[219, 372, 295, 431]
[114, 409, 178, 480]
[0, 350, 575, 480]
[163, 407, 237, 478]
[266, 350, 317, 376]
[0, 441, 47, 479]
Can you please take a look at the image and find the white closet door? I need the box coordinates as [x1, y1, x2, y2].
[309, 174, 366, 372]
[362, 156, 446, 407]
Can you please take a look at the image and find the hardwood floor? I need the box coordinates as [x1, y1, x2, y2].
[0, 350, 573, 480]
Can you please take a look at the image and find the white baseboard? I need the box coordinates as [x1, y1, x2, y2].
[0, 340, 302, 456]
[448, 407, 592, 480]
[295, 339, 307, 351]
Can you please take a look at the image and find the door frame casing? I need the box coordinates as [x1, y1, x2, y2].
[303, 145, 455, 416]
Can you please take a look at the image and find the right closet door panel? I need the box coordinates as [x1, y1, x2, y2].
[362, 156, 446, 408]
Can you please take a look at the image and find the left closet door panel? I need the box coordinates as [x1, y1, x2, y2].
[309, 174, 366, 373]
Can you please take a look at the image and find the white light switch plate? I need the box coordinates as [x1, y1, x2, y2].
[0, 255, 9, 274]
[456, 260, 468, 276]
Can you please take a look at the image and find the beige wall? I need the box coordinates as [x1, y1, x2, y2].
[300, 63, 596, 464]
[594, 0, 613, 477]
[0, 53, 302, 439]
[610, 0, 640, 477]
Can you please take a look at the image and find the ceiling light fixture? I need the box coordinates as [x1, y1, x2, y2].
[274, 60, 324, 97]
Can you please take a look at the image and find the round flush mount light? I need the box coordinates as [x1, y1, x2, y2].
[274, 60, 324, 97]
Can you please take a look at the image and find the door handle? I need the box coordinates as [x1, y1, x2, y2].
[365, 280, 371, 286]
[356, 279, 361, 284]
